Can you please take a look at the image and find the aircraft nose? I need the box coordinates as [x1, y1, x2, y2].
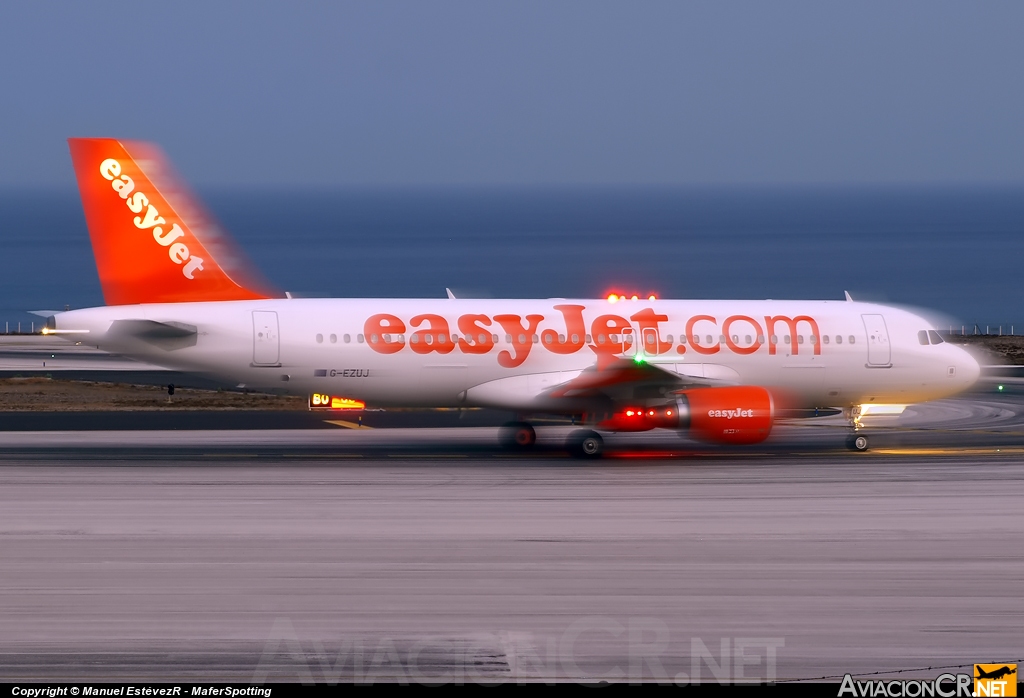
[955, 345, 981, 388]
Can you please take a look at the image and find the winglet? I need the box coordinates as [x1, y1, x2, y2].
[68, 138, 278, 306]
[446, 288, 457, 300]
[844, 290, 854, 302]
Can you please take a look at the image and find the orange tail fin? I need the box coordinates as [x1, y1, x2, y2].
[68, 138, 277, 305]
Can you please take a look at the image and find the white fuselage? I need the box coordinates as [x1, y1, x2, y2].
[52, 297, 980, 410]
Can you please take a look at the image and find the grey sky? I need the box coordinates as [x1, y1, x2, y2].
[1, 1, 1022, 188]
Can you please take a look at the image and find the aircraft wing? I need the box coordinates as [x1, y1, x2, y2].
[548, 358, 694, 401]
[465, 357, 732, 412]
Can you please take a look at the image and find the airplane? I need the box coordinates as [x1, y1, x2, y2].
[45, 138, 981, 458]
[975, 666, 1016, 681]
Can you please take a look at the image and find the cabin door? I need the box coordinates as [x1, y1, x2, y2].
[862, 314, 891, 367]
[252, 311, 281, 366]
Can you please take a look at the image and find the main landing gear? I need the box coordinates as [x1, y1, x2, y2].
[567, 430, 604, 459]
[499, 421, 536, 451]
[498, 421, 606, 459]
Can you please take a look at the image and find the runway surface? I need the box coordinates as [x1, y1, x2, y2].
[4, 389, 1024, 455]
[1, 394, 1022, 683]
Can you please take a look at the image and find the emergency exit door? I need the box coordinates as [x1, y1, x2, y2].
[252, 311, 280, 366]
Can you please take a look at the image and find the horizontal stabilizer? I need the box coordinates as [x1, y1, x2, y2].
[110, 319, 197, 338]
[108, 319, 198, 350]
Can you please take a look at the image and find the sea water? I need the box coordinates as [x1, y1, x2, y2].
[0, 186, 1021, 332]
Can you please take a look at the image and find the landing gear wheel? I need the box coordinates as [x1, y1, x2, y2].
[500, 422, 536, 450]
[568, 429, 604, 459]
[846, 434, 869, 452]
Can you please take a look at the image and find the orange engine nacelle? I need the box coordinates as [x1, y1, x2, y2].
[680, 386, 774, 445]
[594, 386, 773, 443]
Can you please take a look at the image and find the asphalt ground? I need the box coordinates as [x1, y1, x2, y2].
[0, 392, 1022, 683]
[0, 408, 507, 431]
[0, 454, 1020, 684]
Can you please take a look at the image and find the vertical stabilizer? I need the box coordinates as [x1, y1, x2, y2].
[68, 138, 276, 305]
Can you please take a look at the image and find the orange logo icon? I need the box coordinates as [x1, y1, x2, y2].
[975, 664, 1017, 697]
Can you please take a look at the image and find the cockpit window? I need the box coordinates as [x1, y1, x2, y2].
[918, 330, 929, 346]
[928, 330, 944, 345]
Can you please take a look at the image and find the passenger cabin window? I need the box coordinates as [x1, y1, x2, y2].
[918, 330, 929, 346]
[357, 334, 365, 343]
[849, 335, 856, 344]
[823, 335, 830, 345]
[316, 334, 323, 343]
[928, 330, 944, 345]
[836, 335, 842, 344]
[344, 334, 351, 343]
[330, 334, 337, 344]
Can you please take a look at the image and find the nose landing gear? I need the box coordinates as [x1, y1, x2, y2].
[844, 406, 869, 451]
[846, 434, 869, 451]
